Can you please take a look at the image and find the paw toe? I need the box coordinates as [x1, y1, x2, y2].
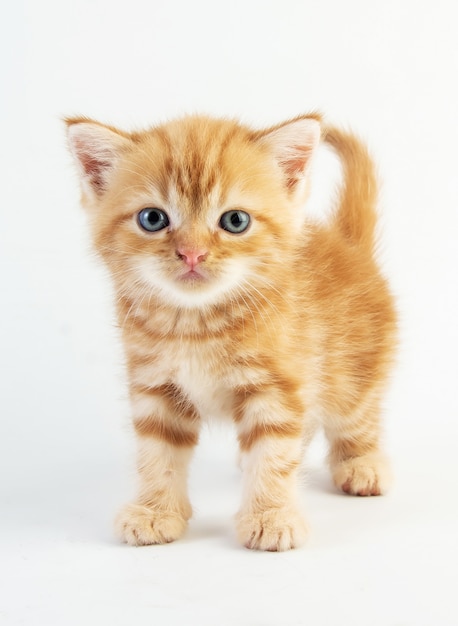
[115, 503, 188, 546]
[333, 453, 391, 497]
[236, 508, 308, 552]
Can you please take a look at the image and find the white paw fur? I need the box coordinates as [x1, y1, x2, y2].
[332, 452, 392, 496]
[236, 507, 309, 551]
[115, 503, 190, 546]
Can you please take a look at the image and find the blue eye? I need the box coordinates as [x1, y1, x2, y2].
[219, 210, 251, 234]
[138, 208, 170, 232]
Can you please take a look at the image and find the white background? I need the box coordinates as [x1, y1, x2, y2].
[1, 1, 458, 625]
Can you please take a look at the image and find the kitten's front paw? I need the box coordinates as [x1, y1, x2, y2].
[115, 503, 189, 546]
[332, 452, 392, 496]
[236, 507, 309, 552]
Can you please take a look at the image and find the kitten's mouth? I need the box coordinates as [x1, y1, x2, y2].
[177, 268, 208, 284]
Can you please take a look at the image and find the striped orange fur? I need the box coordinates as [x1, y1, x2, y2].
[67, 113, 397, 551]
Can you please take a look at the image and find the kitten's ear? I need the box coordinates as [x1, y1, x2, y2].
[257, 116, 321, 194]
[65, 119, 133, 198]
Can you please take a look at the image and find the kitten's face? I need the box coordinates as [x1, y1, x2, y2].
[67, 115, 320, 308]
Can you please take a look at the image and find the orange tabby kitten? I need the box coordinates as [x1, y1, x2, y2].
[66, 113, 397, 551]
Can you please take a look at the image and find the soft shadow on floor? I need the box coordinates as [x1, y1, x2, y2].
[303, 464, 339, 496]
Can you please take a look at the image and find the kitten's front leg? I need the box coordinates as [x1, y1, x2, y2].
[235, 390, 309, 551]
[116, 384, 199, 546]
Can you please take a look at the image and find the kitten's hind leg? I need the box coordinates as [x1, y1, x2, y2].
[325, 397, 392, 497]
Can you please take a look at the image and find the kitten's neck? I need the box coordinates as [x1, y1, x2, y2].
[116, 280, 288, 340]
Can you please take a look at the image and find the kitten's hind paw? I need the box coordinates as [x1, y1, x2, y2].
[236, 507, 309, 552]
[115, 503, 189, 546]
[331, 452, 392, 496]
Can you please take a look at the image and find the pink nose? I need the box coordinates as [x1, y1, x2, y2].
[176, 248, 208, 268]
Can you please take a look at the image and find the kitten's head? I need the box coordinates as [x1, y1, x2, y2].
[66, 114, 320, 309]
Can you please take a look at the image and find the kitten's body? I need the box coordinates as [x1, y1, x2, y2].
[67, 114, 397, 551]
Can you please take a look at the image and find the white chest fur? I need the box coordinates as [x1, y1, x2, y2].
[171, 343, 235, 422]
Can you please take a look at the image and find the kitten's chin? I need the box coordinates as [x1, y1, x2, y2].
[159, 278, 231, 309]
[134, 267, 230, 309]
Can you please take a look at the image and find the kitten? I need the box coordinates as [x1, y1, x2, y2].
[66, 113, 397, 551]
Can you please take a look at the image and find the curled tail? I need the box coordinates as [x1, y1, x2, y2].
[323, 125, 378, 250]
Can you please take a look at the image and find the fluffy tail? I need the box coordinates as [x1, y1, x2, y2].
[323, 125, 378, 250]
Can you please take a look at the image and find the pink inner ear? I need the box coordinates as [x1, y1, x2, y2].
[281, 152, 312, 189]
[258, 117, 320, 192]
[72, 135, 111, 192]
[67, 121, 129, 196]
[79, 153, 111, 192]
